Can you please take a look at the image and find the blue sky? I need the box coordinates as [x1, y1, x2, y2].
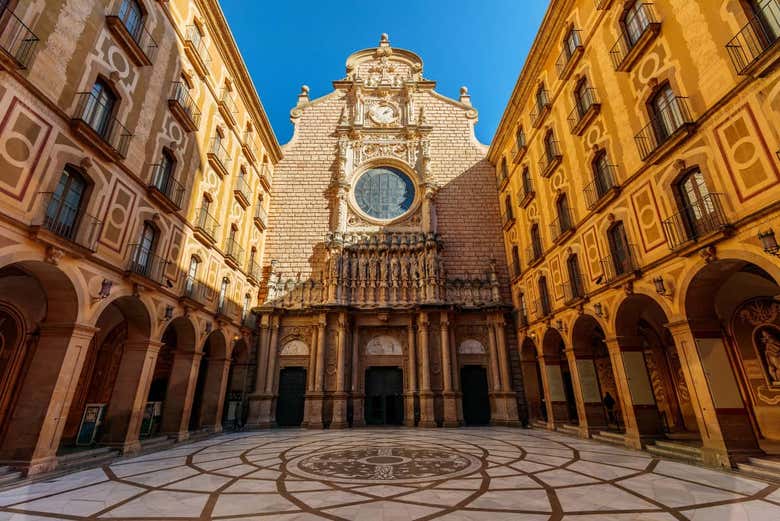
[220, 0, 548, 146]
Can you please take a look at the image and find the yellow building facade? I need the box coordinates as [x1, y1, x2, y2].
[0, 0, 279, 475]
[489, 0, 780, 469]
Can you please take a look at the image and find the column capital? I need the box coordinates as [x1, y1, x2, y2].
[317, 313, 327, 328]
[418, 312, 429, 329]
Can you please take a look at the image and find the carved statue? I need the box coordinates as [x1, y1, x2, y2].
[390, 254, 400, 286]
[758, 328, 780, 382]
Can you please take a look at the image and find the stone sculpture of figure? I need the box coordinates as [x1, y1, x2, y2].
[340, 251, 350, 283]
[358, 252, 367, 285]
[759, 329, 780, 382]
[390, 254, 400, 286]
[378, 254, 387, 285]
[368, 254, 378, 286]
[350, 251, 359, 286]
[417, 252, 426, 281]
[426, 248, 437, 282]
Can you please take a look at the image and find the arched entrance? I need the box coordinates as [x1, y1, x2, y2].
[683, 258, 780, 456]
[189, 330, 230, 433]
[0, 260, 86, 473]
[615, 294, 699, 440]
[223, 337, 251, 430]
[458, 339, 490, 426]
[542, 328, 579, 425]
[61, 295, 153, 451]
[571, 315, 623, 432]
[276, 366, 306, 427]
[519, 337, 545, 424]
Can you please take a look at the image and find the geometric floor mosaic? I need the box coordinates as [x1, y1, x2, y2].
[0, 427, 778, 520]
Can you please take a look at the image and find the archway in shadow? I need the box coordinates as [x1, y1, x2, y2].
[223, 337, 251, 430]
[542, 328, 579, 425]
[684, 258, 780, 455]
[571, 314, 623, 433]
[189, 330, 229, 433]
[61, 295, 152, 451]
[615, 294, 699, 440]
[519, 337, 545, 424]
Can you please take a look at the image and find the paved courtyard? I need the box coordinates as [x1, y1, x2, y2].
[0, 428, 778, 521]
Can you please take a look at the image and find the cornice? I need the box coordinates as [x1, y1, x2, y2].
[487, 0, 576, 163]
[195, 0, 283, 164]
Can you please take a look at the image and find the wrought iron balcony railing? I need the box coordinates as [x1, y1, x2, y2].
[550, 207, 574, 242]
[242, 131, 260, 162]
[530, 89, 551, 128]
[584, 164, 619, 210]
[502, 211, 516, 229]
[526, 243, 544, 266]
[234, 174, 251, 204]
[106, 5, 158, 64]
[73, 91, 132, 158]
[149, 164, 185, 209]
[536, 296, 552, 318]
[254, 203, 268, 229]
[35, 192, 102, 251]
[556, 30, 583, 78]
[220, 89, 238, 116]
[563, 273, 586, 304]
[169, 81, 201, 128]
[194, 207, 219, 242]
[634, 96, 693, 160]
[184, 25, 211, 72]
[609, 3, 660, 70]
[567, 87, 600, 133]
[182, 275, 208, 303]
[208, 137, 231, 174]
[600, 244, 640, 283]
[661, 193, 729, 250]
[225, 237, 245, 266]
[0, 6, 38, 68]
[539, 140, 563, 178]
[726, 0, 780, 75]
[510, 260, 521, 279]
[127, 244, 169, 285]
[518, 175, 535, 207]
[247, 260, 262, 283]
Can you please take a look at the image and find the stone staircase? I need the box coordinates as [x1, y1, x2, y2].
[736, 457, 780, 483]
[0, 466, 22, 487]
[558, 424, 580, 436]
[645, 440, 703, 464]
[592, 430, 626, 446]
[56, 446, 121, 471]
[533, 419, 548, 429]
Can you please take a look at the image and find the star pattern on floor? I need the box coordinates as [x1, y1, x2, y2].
[0, 428, 778, 520]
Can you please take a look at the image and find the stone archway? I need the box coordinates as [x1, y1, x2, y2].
[541, 328, 579, 425]
[682, 258, 780, 456]
[519, 337, 545, 424]
[223, 337, 251, 430]
[189, 330, 230, 433]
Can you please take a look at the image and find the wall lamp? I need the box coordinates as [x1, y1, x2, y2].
[594, 302, 608, 319]
[759, 229, 780, 256]
[98, 279, 113, 299]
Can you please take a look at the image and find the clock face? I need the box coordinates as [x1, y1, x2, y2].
[368, 103, 398, 124]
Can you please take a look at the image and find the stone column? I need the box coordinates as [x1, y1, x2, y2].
[418, 312, 436, 427]
[404, 317, 417, 427]
[604, 337, 643, 449]
[0, 323, 97, 475]
[249, 316, 278, 428]
[351, 326, 364, 427]
[161, 350, 202, 440]
[494, 315, 520, 426]
[535, 353, 557, 430]
[198, 355, 232, 433]
[306, 314, 327, 429]
[332, 312, 348, 428]
[99, 339, 162, 453]
[563, 347, 590, 438]
[440, 312, 459, 427]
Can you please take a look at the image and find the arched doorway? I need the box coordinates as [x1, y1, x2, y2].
[614, 294, 699, 439]
[519, 337, 545, 424]
[61, 295, 152, 451]
[542, 328, 579, 425]
[458, 339, 490, 426]
[571, 315, 623, 432]
[683, 258, 780, 455]
[223, 337, 251, 430]
[189, 330, 230, 433]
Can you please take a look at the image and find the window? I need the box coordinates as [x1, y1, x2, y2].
[593, 152, 611, 197]
[85, 80, 117, 138]
[218, 277, 229, 309]
[531, 223, 543, 259]
[608, 221, 631, 276]
[189, 22, 204, 47]
[249, 247, 256, 267]
[118, 0, 144, 39]
[563, 28, 581, 59]
[519, 292, 528, 319]
[676, 168, 718, 238]
[574, 78, 591, 117]
[544, 130, 558, 163]
[753, 0, 780, 39]
[135, 222, 157, 273]
[623, 0, 651, 46]
[556, 194, 571, 231]
[516, 127, 526, 150]
[500, 158, 509, 180]
[522, 167, 533, 194]
[201, 194, 212, 213]
[567, 254, 584, 299]
[538, 276, 551, 316]
[154, 148, 175, 191]
[228, 224, 237, 244]
[242, 293, 251, 320]
[535, 84, 549, 112]
[45, 166, 87, 240]
[504, 195, 514, 221]
[354, 166, 415, 220]
[511, 245, 521, 277]
[650, 84, 686, 142]
[186, 256, 200, 287]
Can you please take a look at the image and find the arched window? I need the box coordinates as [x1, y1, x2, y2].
[676, 167, 719, 239]
[218, 277, 229, 309]
[248, 246, 257, 267]
[500, 157, 508, 181]
[649, 84, 685, 141]
[538, 275, 551, 316]
[118, 0, 145, 39]
[153, 148, 176, 193]
[85, 79, 117, 138]
[531, 223, 543, 259]
[622, 0, 652, 46]
[750, 0, 780, 39]
[518, 292, 528, 319]
[133, 221, 158, 275]
[45, 166, 88, 241]
[607, 221, 632, 276]
[511, 245, 521, 277]
[242, 293, 251, 320]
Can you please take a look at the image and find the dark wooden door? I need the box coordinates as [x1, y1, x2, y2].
[364, 367, 404, 425]
[276, 367, 306, 427]
[461, 365, 491, 426]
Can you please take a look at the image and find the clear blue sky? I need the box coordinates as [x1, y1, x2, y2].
[220, 0, 548, 146]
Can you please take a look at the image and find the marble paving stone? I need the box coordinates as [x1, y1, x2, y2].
[326, 501, 442, 521]
[487, 475, 541, 489]
[211, 492, 300, 516]
[436, 512, 548, 520]
[102, 490, 208, 518]
[164, 472, 233, 492]
[223, 479, 279, 493]
[653, 460, 768, 495]
[465, 489, 551, 512]
[119, 464, 201, 487]
[14, 481, 143, 516]
[295, 490, 371, 508]
[396, 488, 476, 506]
[0, 468, 109, 506]
[535, 468, 600, 487]
[682, 500, 780, 520]
[350, 485, 418, 497]
[555, 483, 658, 512]
[618, 473, 745, 507]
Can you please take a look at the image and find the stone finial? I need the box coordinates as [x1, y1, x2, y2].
[460, 86, 471, 107]
[380, 33, 390, 46]
[297, 85, 310, 107]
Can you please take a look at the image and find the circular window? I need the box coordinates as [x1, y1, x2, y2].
[354, 167, 415, 221]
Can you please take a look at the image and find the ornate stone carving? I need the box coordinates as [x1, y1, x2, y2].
[280, 339, 309, 356]
[458, 339, 486, 354]
[366, 335, 403, 356]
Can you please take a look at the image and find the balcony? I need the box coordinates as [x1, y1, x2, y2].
[234, 175, 251, 208]
[567, 87, 601, 136]
[0, 6, 38, 69]
[105, 7, 158, 66]
[258, 163, 272, 190]
[512, 138, 528, 163]
[609, 3, 661, 72]
[242, 131, 260, 164]
[241, 312, 257, 331]
[207, 137, 231, 178]
[193, 207, 218, 246]
[600, 244, 640, 285]
[550, 208, 575, 244]
[219, 90, 238, 127]
[518, 179, 535, 209]
[247, 261, 262, 285]
[530, 91, 551, 128]
[147, 164, 185, 213]
[71, 92, 132, 162]
[180, 276, 208, 308]
[253, 203, 268, 230]
[168, 82, 200, 132]
[661, 193, 731, 252]
[563, 274, 587, 305]
[30, 192, 102, 254]
[502, 211, 516, 231]
[184, 26, 211, 78]
[584, 164, 620, 213]
[515, 310, 529, 329]
[216, 298, 240, 321]
[726, 0, 780, 76]
[526, 244, 544, 268]
[536, 297, 552, 319]
[510, 260, 522, 280]
[556, 30, 584, 80]
[539, 140, 563, 178]
[225, 237, 245, 271]
[126, 244, 169, 287]
[634, 96, 694, 163]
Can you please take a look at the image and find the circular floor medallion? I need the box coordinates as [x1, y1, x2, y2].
[286, 445, 482, 484]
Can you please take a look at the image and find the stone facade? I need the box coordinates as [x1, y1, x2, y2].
[490, 0, 780, 469]
[249, 34, 523, 430]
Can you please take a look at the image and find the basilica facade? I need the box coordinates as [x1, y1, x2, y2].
[248, 35, 522, 430]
